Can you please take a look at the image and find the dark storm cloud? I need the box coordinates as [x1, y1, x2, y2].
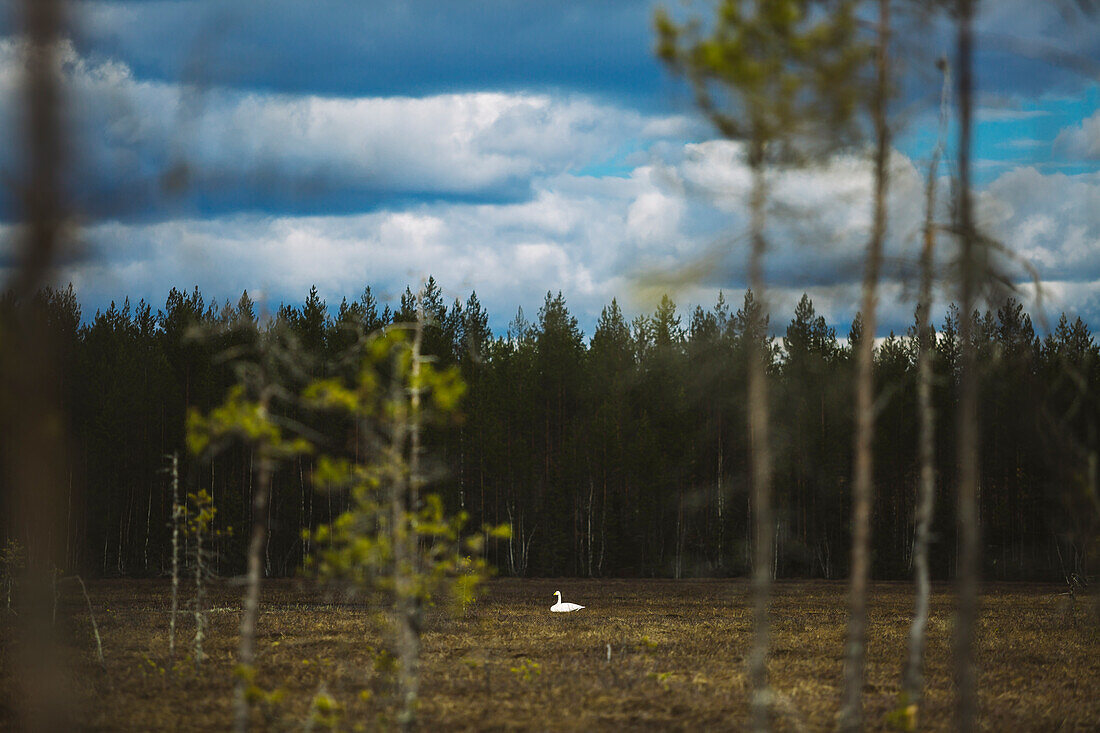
[54, 1, 1099, 113]
[63, 0, 669, 105]
[1, 0, 1094, 117]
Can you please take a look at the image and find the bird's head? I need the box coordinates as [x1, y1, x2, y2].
[553, 590, 561, 598]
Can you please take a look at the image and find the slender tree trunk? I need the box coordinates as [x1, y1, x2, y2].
[598, 478, 607, 575]
[903, 56, 950, 716]
[247, 450, 253, 531]
[264, 482, 272, 578]
[746, 143, 774, 733]
[588, 480, 595, 577]
[394, 297, 425, 729]
[193, 505, 207, 669]
[233, 426, 273, 733]
[117, 484, 129, 574]
[211, 460, 217, 575]
[954, 1, 981, 728]
[169, 452, 181, 659]
[64, 470, 74, 571]
[717, 418, 725, 570]
[507, 503, 515, 576]
[459, 424, 466, 511]
[841, 2, 890, 729]
[299, 458, 306, 563]
[409, 302, 425, 531]
[144, 478, 152, 572]
[675, 484, 684, 580]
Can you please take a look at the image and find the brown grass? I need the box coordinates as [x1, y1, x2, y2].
[1, 578, 1097, 730]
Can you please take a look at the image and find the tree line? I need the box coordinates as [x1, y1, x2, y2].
[3, 277, 1096, 582]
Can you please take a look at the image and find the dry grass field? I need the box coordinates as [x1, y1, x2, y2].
[1, 578, 1098, 730]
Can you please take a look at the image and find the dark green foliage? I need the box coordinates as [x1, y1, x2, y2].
[3, 281, 1097, 581]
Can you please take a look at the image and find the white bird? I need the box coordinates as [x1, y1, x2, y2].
[550, 590, 585, 613]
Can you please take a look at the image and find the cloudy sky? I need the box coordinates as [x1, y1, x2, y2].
[1, 0, 1098, 337]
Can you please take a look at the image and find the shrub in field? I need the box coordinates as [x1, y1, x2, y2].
[188, 378, 309, 731]
[63, 574, 105, 667]
[304, 686, 342, 731]
[237, 664, 287, 727]
[184, 488, 229, 668]
[509, 659, 541, 682]
[304, 305, 508, 727]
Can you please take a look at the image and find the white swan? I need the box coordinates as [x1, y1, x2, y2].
[550, 590, 585, 613]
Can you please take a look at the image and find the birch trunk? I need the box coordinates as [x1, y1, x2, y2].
[169, 452, 181, 659]
[394, 297, 426, 729]
[193, 513, 206, 668]
[840, 2, 890, 729]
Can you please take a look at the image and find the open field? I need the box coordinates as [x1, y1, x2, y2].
[2, 578, 1098, 730]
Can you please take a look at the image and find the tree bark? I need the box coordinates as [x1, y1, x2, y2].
[954, 1, 981, 728]
[169, 452, 181, 659]
[903, 55, 950, 716]
[841, 2, 890, 730]
[394, 296, 425, 729]
[233, 409, 274, 733]
[193, 504, 206, 669]
[746, 142, 774, 733]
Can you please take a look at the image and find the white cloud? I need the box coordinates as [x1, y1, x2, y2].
[982, 167, 1100, 279]
[3, 37, 1096, 337]
[626, 188, 684, 246]
[1054, 110, 1100, 160]
[47, 134, 1098, 336]
[44, 142, 920, 331]
[976, 108, 1050, 123]
[1000, 139, 1047, 150]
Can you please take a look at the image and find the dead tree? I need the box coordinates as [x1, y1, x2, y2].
[840, 1, 892, 729]
[169, 452, 181, 659]
[902, 56, 951, 718]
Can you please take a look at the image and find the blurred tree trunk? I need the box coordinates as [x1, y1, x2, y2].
[745, 140, 774, 733]
[394, 297, 426, 729]
[1, 0, 71, 728]
[840, 1, 890, 729]
[234, 414, 273, 733]
[954, 0, 981, 728]
[903, 56, 950, 721]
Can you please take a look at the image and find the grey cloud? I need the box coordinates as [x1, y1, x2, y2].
[0, 41, 694, 222]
